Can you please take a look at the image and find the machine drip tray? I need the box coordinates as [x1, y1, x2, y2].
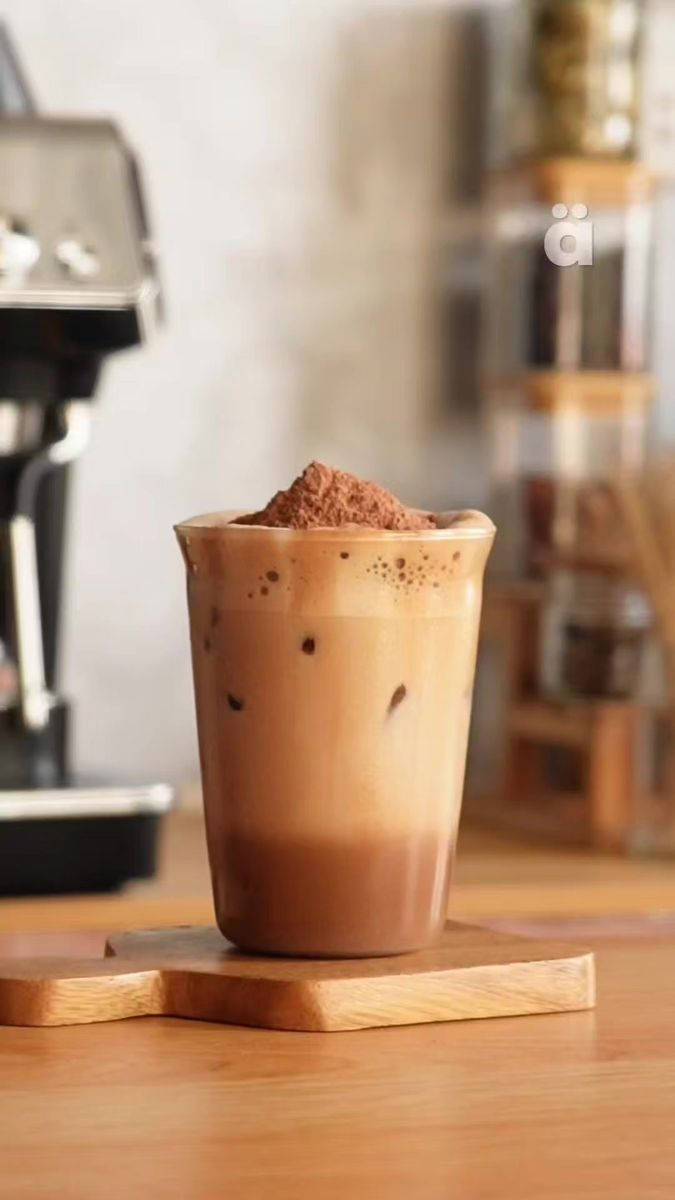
[0, 781, 173, 895]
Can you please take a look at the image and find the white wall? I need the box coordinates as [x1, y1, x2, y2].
[1, 0, 335, 783]
[1, 0, 487, 784]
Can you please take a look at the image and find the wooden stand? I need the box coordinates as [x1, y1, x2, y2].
[478, 151, 670, 852]
[469, 582, 675, 853]
[0, 923, 595, 1032]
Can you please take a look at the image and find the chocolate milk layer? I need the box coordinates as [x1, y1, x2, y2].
[176, 511, 494, 957]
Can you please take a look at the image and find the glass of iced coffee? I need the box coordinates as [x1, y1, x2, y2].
[176, 464, 494, 957]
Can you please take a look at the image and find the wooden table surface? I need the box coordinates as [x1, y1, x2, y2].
[2, 812, 675, 1197]
[0, 935, 673, 1199]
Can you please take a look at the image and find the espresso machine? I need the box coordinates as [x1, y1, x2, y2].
[0, 27, 171, 893]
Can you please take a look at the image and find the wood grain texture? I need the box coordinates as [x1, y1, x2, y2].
[0, 922, 594, 1031]
[0, 959, 162, 1026]
[0, 938, 671, 1200]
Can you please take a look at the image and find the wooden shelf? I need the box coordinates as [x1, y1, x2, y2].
[508, 700, 591, 750]
[490, 157, 661, 206]
[468, 794, 592, 847]
[471, 574, 675, 853]
[485, 370, 656, 414]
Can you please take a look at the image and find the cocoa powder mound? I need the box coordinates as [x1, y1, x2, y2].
[233, 462, 436, 531]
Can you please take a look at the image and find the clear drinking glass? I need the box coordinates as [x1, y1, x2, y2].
[175, 510, 494, 957]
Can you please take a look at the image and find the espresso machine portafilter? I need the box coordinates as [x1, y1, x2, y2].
[0, 27, 172, 894]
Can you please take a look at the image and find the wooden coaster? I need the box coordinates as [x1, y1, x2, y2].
[0, 922, 595, 1031]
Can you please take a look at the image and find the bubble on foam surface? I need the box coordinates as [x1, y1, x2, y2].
[242, 545, 461, 604]
[360, 549, 461, 592]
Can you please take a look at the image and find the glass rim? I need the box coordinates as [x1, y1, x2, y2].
[174, 509, 496, 543]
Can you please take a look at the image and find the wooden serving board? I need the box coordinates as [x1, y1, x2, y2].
[0, 923, 595, 1032]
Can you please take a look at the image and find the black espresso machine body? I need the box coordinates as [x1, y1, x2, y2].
[0, 28, 171, 893]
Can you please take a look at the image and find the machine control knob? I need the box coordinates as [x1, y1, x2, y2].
[55, 237, 100, 280]
[0, 215, 40, 281]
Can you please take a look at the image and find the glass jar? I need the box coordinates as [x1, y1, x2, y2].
[520, 0, 644, 160]
[540, 568, 652, 700]
[483, 163, 657, 375]
[488, 373, 650, 577]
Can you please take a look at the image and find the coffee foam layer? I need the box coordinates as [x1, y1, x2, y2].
[177, 512, 494, 619]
